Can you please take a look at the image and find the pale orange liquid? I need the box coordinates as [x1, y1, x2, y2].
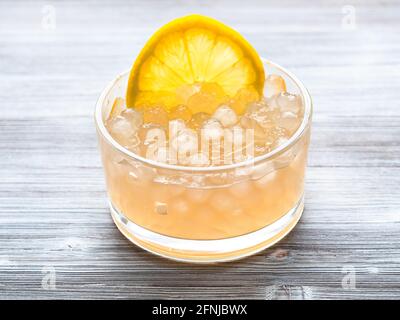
[100, 128, 309, 240]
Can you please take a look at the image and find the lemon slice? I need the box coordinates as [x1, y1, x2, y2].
[126, 14, 265, 114]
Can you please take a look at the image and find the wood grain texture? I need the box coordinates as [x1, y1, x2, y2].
[0, 0, 400, 299]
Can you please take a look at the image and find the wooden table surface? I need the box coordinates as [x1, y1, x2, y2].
[1, 0, 399, 299]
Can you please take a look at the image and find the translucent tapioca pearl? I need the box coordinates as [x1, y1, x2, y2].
[185, 188, 210, 204]
[170, 128, 199, 164]
[168, 119, 187, 139]
[210, 191, 240, 213]
[199, 119, 226, 164]
[240, 116, 268, 145]
[246, 99, 271, 115]
[112, 158, 133, 178]
[251, 161, 276, 180]
[187, 90, 220, 114]
[170, 128, 198, 151]
[188, 112, 211, 130]
[169, 104, 192, 122]
[245, 101, 280, 130]
[151, 146, 170, 163]
[254, 170, 278, 189]
[138, 125, 167, 160]
[230, 86, 259, 115]
[276, 111, 301, 133]
[234, 165, 254, 180]
[169, 198, 190, 215]
[168, 185, 186, 197]
[212, 104, 238, 127]
[200, 119, 224, 141]
[272, 138, 297, 169]
[200, 83, 226, 99]
[229, 180, 253, 198]
[128, 164, 157, 183]
[106, 115, 138, 147]
[272, 136, 289, 148]
[175, 83, 201, 105]
[125, 136, 141, 154]
[256, 127, 287, 154]
[227, 126, 252, 163]
[125, 145, 140, 155]
[276, 92, 302, 114]
[143, 106, 169, 127]
[120, 108, 143, 129]
[140, 126, 167, 149]
[205, 172, 235, 187]
[264, 74, 287, 98]
[108, 97, 126, 119]
[264, 94, 279, 110]
[254, 144, 270, 157]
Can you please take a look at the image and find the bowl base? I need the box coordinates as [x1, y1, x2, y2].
[110, 197, 303, 264]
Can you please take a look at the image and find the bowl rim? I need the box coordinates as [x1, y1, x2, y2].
[94, 59, 312, 172]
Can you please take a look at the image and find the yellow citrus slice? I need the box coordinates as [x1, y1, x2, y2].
[126, 14, 265, 114]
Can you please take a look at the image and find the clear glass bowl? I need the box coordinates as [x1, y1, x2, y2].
[95, 60, 312, 263]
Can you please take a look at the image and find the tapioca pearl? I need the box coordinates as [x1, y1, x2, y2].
[169, 104, 192, 121]
[151, 146, 170, 163]
[210, 192, 239, 213]
[205, 172, 234, 187]
[200, 118, 224, 141]
[228, 180, 253, 198]
[240, 116, 268, 145]
[273, 142, 296, 170]
[231, 207, 244, 217]
[129, 164, 156, 183]
[264, 74, 287, 98]
[120, 108, 143, 130]
[276, 92, 302, 114]
[151, 182, 171, 203]
[212, 105, 238, 127]
[234, 165, 254, 180]
[138, 125, 167, 159]
[125, 139, 141, 155]
[250, 161, 276, 180]
[113, 158, 133, 179]
[230, 126, 246, 163]
[168, 185, 186, 197]
[273, 136, 290, 149]
[168, 119, 187, 139]
[143, 106, 169, 127]
[254, 171, 278, 189]
[245, 102, 269, 123]
[185, 188, 210, 204]
[169, 198, 190, 215]
[140, 126, 167, 146]
[200, 119, 225, 164]
[106, 115, 137, 146]
[170, 128, 199, 157]
[277, 112, 301, 134]
[108, 97, 126, 119]
[188, 112, 210, 130]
